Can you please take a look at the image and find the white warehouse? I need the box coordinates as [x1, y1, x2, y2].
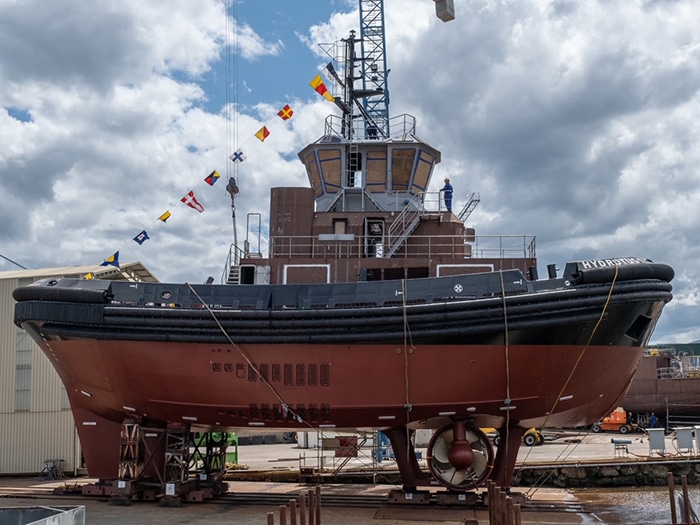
[0, 263, 157, 476]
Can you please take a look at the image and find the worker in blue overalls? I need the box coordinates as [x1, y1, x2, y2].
[442, 177, 453, 212]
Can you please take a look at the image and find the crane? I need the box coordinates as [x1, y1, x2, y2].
[357, 0, 454, 138]
[434, 0, 456, 22]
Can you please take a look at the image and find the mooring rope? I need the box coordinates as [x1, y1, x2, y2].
[185, 283, 314, 430]
[401, 278, 415, 483]
[545, 264, 620, 427]
[520, 264, 620, 497]
[402, 279, 413, 413]
[498, 269, 513, 481]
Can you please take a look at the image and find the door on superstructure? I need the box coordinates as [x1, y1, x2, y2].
[365, 219, 385, 258]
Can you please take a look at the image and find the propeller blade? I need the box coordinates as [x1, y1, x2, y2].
[472, 450, 487, 474]
[432, 437, 450, 463]
[467, 429, 486, 447]
[432, 456, 454, 470]
[437, 466, 466, 485]
[447, 468, 467, 485]
[442, 429, 454, 446]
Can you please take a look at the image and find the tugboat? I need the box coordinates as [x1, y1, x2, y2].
[13, 9, 673, 494]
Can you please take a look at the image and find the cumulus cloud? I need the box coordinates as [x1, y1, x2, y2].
[0, 0, 292, 281]
[1, 0, 699, 343]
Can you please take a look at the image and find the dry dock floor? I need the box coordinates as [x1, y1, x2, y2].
[0, 431, 691, 524]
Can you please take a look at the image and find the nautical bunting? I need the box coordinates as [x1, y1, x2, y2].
[254, 126, 270, 142]
[101, 251, 120, 268]
[324, 62, 341, 84]
[94, 70, 310, 271]
[310, 74, 334, 102]
[181, 190, 204, 213]
[204, 170, 220, 186]
[277, 104, 294, 120]
[133, 230, 150, 245]
[230, 149, 246, 164]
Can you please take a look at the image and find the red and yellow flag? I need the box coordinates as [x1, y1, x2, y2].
[277, 104, 294, 120]
[309, 75, 334, 102]
[255, 126, 270, 142]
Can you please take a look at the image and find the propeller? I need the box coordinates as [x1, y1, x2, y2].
[427, 422, 494, 491]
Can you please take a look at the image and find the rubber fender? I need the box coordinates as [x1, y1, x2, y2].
[572, 262, 674, 285]
[13, 282, 112, 304]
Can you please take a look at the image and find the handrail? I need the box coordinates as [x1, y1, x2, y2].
[268, 234, 536, 261]
[322, 112, 418, 142]
[221, 243, 245, 284]
[385, 193, 424, 257]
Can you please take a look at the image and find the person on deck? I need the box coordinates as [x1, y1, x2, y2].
[442, 177, 453, 212]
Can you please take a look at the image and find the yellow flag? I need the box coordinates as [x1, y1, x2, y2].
[158, 210, 172, 222]
[309, 74, 335, 102]
[255, 126, 270, 142]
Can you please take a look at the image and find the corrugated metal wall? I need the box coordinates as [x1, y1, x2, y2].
[0, 276, 80, 475]
[0, 411, 79, 475]
[0, 279, 16, 415]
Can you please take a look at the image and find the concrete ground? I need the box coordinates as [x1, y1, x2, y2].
[0, 431, 689, 524]
[0, 481, 591, 525]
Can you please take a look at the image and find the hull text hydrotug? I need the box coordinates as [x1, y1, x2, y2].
[14, 28, 673, 497]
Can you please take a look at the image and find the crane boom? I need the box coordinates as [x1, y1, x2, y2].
[358, 1, 455, 138]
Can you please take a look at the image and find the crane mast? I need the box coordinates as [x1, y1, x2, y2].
[357, 0, 455, 138]
[359, 0, 390, 137]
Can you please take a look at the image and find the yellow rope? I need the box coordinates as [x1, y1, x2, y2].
[544, 264, 620, 426]
[520, 264, 620, 496]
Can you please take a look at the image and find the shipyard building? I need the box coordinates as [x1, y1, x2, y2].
[0, 263, 157, 475]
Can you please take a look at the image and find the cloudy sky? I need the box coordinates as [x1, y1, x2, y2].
[1, 0, 698, 344]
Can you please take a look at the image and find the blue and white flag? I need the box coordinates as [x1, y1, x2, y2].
[133, 230, 150, 245]
[229, 149, 247, 164]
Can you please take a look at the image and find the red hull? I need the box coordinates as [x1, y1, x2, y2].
[42, 338, 642, 479]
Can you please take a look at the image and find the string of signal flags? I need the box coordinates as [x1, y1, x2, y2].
[92, 74, 336, 276]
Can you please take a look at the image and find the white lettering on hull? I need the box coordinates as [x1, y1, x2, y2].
[578, 257, 647, 270]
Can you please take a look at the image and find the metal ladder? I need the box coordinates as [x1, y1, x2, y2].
[385, 194, 424, 258]
[457, 192, 480, 223]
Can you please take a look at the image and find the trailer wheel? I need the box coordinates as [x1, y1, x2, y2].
[591, 423, 602, 433]
[619, 425, 630, 434]
[523, 433, 538, 447]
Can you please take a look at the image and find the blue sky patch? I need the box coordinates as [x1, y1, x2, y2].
[6, 107, 32, 122]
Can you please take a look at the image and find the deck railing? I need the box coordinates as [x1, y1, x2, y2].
[221, 243, 244, 284]
[269, 234, 536, 261]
